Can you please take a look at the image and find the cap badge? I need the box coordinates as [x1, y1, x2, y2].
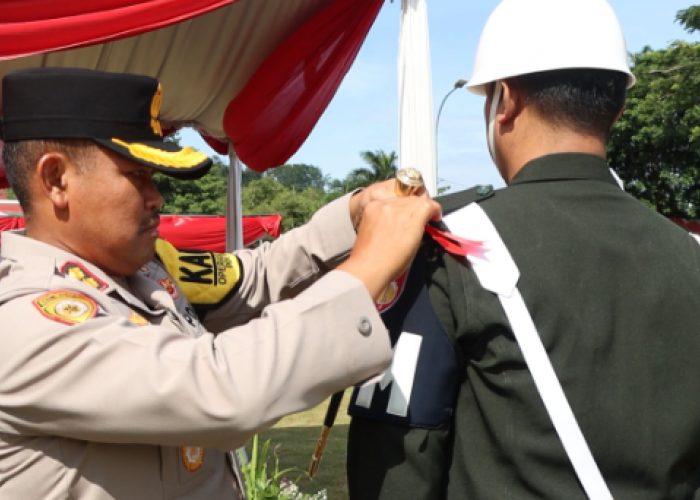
[150, 83, 163, 137]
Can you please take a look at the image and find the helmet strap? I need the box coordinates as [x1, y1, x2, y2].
[487, 82, 503, 164]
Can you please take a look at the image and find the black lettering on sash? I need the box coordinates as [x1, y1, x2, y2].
[179, 253, 215, 284]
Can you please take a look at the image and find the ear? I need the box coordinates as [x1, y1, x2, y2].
[497, 80, 524, 126]
[36, 152, 73, 210]
[613, 102, 626, 124]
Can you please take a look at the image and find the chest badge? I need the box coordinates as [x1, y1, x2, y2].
[181, 446, 204, 472]
[33, 291, 98, 325]
[375, 270, 408, 313]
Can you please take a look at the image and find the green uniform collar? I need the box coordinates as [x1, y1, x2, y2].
[510, 153, 619, 187]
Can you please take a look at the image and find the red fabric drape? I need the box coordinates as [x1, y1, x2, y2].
[0, 214, 281, 252]
[158, 214, 282, 252]
[0, 0, 238, 60]
[0, 217, 25, 232]
[225, 0, 384, 171]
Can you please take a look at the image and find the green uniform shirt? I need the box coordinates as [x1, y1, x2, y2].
[349, 153, 700, 500]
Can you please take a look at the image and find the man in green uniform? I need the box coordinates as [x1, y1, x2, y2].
[347, 0, 700, 498]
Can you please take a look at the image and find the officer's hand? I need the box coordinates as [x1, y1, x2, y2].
[338, 191, 442, 301]
[348, 179, 427, 230]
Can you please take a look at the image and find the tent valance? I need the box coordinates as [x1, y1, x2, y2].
[0, 0, 383, 179]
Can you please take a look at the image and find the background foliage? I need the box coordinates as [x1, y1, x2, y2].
[608, 6, 700, 217]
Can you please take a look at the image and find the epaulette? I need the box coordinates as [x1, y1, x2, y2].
[436, 184, 496, 216]
[426, 184, 496, 236]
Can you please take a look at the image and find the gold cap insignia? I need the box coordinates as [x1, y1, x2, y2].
[33, 291, 98, 325]
[150, 83, 163, 137]
[181, 446, 204, 472]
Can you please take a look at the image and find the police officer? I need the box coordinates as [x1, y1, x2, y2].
[347, 0, 700, 498]
[0, 67, 441, 499]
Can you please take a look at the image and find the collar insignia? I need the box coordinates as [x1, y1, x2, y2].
[128, 310, 149, 327]
[158, 277, 181, 300]
[61, 261, 108, 291]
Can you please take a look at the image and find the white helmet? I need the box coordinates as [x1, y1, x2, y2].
[467, 0, 636, 95]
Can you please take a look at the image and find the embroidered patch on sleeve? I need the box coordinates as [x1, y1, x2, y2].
[154, 238, 242, 308]
[33, 291, 98, 325]
[376, 270, 409, 313]
[60, 261, 108, 291]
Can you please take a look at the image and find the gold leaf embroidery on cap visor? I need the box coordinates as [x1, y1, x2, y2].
[111, 138, 208, 169]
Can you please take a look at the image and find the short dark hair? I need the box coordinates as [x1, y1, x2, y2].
[3, 139, 95, 217]
[510, 68, 628, 138]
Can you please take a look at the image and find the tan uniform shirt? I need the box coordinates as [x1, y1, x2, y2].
[0, 195, 391, 500]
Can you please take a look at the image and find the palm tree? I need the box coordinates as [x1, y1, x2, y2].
[346, 150, 398, 189]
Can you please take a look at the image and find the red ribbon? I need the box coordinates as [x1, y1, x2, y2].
[425, 225, 484, 257]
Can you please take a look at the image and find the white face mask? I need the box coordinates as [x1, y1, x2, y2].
[487, 82, 503, 164]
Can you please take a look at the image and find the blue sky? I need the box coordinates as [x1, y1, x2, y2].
[182, 0, 700, 192]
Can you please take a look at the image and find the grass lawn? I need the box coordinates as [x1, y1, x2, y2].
[245, 389, 353, 499]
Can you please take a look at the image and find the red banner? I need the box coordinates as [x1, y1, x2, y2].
[0, 214, 282, 252]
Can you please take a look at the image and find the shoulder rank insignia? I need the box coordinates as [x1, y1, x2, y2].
[154, 239, 242, 309]
[33, 291, 98, 325]
[376, 270, 408, 313]
[181, 446, 204, 472]
[61, 261, 108, 291]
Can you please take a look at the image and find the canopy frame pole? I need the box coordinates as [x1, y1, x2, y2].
[226, 145, 244, 251]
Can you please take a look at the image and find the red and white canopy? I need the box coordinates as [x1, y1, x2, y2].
[0, 0, 385, 188]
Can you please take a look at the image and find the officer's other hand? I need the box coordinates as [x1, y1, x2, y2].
[338, 191, 442, 301]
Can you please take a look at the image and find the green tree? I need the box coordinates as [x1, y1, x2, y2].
[264, 163, 328, 192]
[154, 157, 229, 214]
[346, 150, 398, 189]
[608, 8, 700, 217]
[241, 167, 263, 187]
[241, 177, 325, 232]
[677, 5, 700, 32]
